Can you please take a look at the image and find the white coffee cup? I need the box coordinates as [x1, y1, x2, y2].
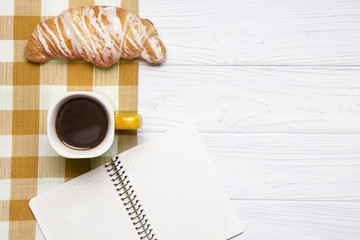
[47, 92, 141, 159]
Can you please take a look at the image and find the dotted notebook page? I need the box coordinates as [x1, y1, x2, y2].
[29, 165, 139, 240]
[116, 124, 244, 240]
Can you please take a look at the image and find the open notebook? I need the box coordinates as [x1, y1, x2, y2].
[29, 124, 243, 240]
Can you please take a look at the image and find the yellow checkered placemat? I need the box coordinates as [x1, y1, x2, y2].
[0, 0, 139, 238]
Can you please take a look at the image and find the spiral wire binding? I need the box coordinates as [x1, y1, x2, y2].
[105, 156, 157, 240]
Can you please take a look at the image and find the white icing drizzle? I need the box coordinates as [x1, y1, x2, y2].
[54, 17, 72, 56]
[140, 36, 164, 63]
[35, 25, 51, 54]
[149, 37, 163, 60]
[31, 6, 164, 66]
[59, 14, 79, 57]
[40, 24, 60, 52]
[128, 14, 143, 48]
[81, 7, 99, 61]
[69, 8, 94, 56]
[62, 9, 90, 57]
[41, 21, 68, 57]
[140, 47, 151, 62]
[92, 6, 122, 64]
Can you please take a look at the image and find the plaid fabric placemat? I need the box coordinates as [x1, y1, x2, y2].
[0, 0, 139, 238]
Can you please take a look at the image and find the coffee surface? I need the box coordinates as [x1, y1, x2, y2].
[55, 98, 108, 150]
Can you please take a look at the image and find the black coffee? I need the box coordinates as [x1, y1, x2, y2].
[55, 98, 108, 150]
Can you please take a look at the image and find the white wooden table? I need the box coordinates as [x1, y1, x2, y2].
[138, 1, 360, 239]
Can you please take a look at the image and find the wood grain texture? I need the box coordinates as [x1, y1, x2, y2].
[139, 0, 360, 66]
[138, 132, 360, 201]
[137, 0, 360, 239]
[231, 200, 360, 240]
[138, 65, 360, 133]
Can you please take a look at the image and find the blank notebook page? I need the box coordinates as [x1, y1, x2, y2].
[116, 124, 243, 239]
[29, 165, 139, 239]
[29, 124, 243, 240]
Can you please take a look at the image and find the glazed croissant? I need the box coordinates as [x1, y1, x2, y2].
[25, 6, 166, 67]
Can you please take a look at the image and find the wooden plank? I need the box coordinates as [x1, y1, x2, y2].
[231, 200, 360, 240]
[138, 65, 360, 133]
[139, 0, 360, 66]
[138, 132, 360, 201]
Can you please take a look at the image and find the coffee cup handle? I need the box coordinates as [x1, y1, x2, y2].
[114, 114, 142, 130]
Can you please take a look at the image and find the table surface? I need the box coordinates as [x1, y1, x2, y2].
[137, 0, 360, 239]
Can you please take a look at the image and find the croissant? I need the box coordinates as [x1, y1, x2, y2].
[25, 5, 166, 67]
